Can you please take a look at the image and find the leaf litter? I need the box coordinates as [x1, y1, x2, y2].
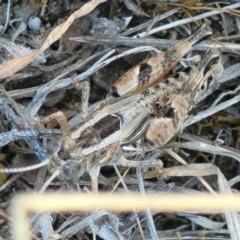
[0, 0, 240, 239]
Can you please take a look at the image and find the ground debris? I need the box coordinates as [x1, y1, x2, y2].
[0, 1, 240, 240]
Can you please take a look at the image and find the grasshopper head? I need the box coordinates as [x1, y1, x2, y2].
[61, 160, 86, 180]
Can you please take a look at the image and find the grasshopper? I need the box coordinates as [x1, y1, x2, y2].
[0, 25, 221, 193]
[49, 47, 221, 192]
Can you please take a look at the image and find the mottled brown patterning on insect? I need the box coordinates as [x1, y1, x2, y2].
[143, 48, 221, 149]
[111, 24, 212, 96]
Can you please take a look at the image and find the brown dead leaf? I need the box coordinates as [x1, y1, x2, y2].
[0, 52, 37, 80]
[12, 154, 41, 184]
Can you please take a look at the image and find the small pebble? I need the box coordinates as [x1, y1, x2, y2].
[27, 16, 41, 31]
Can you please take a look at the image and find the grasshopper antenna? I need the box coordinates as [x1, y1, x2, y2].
[0, 159, 50, 173]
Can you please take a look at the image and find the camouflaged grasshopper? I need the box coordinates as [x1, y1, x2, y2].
[0, 24, 221, 193]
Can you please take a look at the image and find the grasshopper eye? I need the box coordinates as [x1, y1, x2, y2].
[62, 160, 85, 179]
